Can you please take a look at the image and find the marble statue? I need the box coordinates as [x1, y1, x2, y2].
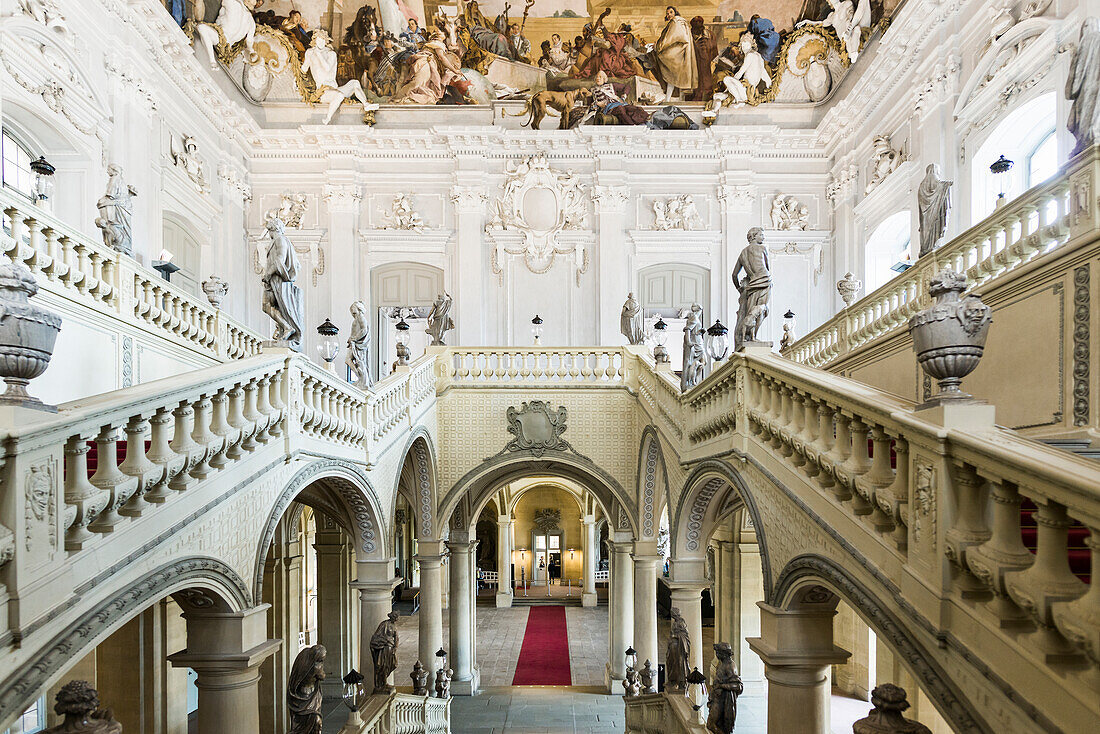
[865, 136, 904, 193]
[170, 133, 207, 192]
[665, 607, 691, 692]
[781, 322, 795, 349]
[706, 643, 743, 734]
[425, 292, 455, 346]
[287, 644, 327, 734]
[302, 31, 370, 124]
[277, 192, 308, 228]
[1067, 18, 1100, 156]
[434, 666, 453, 698]
[369, 611, 400, 693]
[796, 0, 871, 63]
[917, 164, 952, 258]
[732, 228, 772, 349]
[346, 301, 372, 387]
[381, 194, 426, 231]
[95, 164, 136, 256]
[620, 293, 644, 345]
[768, 194, 809, 231]
[681, 303, 707, 391]
[640, 659, 658, 694]
[261, 217, 305, 351]
[411, 660, 429, 695]
[193, 0, 257, 69]
[852, 684, 932, 734]
[42, 681, 121, 734]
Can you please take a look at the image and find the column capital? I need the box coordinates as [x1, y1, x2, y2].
[414, 554, 444, 569]
[351, 577, 402, 598]
[445, 538, 477, 554]
[168, 639, 282, 673]
[746, 602, 849, 670]
[609, 540, 634, 553]
[667, 580, 710, 598]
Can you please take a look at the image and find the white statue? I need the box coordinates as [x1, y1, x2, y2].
[865, 136, 904, 193]
[768, 194, 809, 231]
[302, 31, 370, 125]
[1067, 18, 1100, 157]
[170, 134, 208, 192]
[652, 195, 703, 230]
[261, 217, 305, 351]
[797, 0, 871, 63]
[620, 293, 644, 346]
[732, 227, 772, 349]
[425, 293, 454, 346]
[276, 192, 308, 228]
[381, 194, 426, 232]
[193, 0, 257, 69]
[917, 164, 952, 258]
[346, 301, 372, 387]
[95, 164, 136, 257]
[681, 303, 707, 391]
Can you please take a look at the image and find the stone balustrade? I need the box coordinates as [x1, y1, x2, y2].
[624, 692, 706, 734]
[0, 186, 263, 363]
[437, 347, 628, 387]
[786, 145, 1100, 368]
[352, 692, 451, 734]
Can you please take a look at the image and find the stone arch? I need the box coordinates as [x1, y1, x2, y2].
[0, 557, 248, 730]
[439, 450, 638, 538]
[392, 428, 439, 540]
[253, 459, 386, 600]
[635, 426, 671, 540]
[772, 555, 994, 734]
[671, 459, 773, 597]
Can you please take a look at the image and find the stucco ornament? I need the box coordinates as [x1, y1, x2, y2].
[852, 684, 932, 734]
[865, 136, 905, 193]
[768, 194, 809, 230]
[486, 154, 589, 279]
[192, 0, 258, 70]
[533, 508, 562, 534]
[500, 401, 574, 457]
[0, 261, 62, 411]
[651, 194, 704, 230]
[42, 681, 121, 734]
[837, 271, 862, 306]
[95, 165, 136, 257]
[276, 192, 309, 228]
[17, 0, 67, 37]
[170, 133, 208, 193]
[201, 275, 229, 308]
[380, 193, 426, 232]
[909, 270, 992, 404]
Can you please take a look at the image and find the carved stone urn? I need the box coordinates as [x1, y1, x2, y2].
[837, 271, 862, 307]
[201, 275, 229, 308]
[908, 270, 992, 404]
[852, 684, 932, 734]
[44, 680, 122, 734]
[0, 261, 62, 411]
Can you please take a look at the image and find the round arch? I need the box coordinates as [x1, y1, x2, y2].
[495, 478, 589, 521]
[439, 450, 638, 539]
[636, 426, 672, 540]
[253, 459, 387, 600]
[0, 557, 248, 731]
[391, 428, 440, 541]
[772, 555, 993, 734]
[671, 459, 773, 598]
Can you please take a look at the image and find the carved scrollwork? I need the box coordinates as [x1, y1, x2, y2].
[499, 401, 574, 458]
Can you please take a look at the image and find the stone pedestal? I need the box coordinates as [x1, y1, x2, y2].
[747, 603, 850, 734]
[169, 605, 281, 734]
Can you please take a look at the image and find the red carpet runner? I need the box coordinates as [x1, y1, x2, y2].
[511, 605, 572, 685]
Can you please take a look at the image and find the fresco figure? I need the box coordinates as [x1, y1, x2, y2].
[653, 6, 697, 101]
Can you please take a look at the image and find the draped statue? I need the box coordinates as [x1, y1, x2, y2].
[426, 292, 455, 346]
[917, 164, 952, 258]
[706, 643, 744, 734]
[346, 300, 372, 387]
[665, 607, 691, 692]
[287, 645, 326, 734]
[1067, 18, 1100, 156]
[261, 217, 305, 351]
[43, 681, 121, 734]
[681, 303, 706, 391]
[370, 611, 400, 693]
[95, 164, 136, 256]
[732, 228, 772, 349]
[620, 292, 644, 345]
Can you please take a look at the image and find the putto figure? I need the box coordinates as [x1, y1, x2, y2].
[302, 30, 370, 124]
[1066, 18, 1100, 156]
[681, 303, 707, 391]
[346, 300, 372, 387]
[620, 292, 644, 345]
[732, 227, 772, 349]
[370, 611, 400, 693]
[95, 164, 136, 256]
[706, 642, 744, 734]
[917, 164, 952, 257]
[425, 292, 455, 346]
[287, 644, 327, 734]
[666, 607, 691, 691]
[261, 216, 305, 351]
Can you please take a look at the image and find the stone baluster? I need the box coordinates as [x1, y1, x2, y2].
[860, 427, 896, 530]
[241, 380, 262, 452]
[144, 407, 179, 503]
[1006, 500, 1087, 659]
[827, 413, 852, 501]
[944, 462, 991, 590]
[119, 414, 155, 517]
[188, 396, 217, 479]
[880, 439, 909, 551]
[88, 425, 136, 533]
[254, 376, 274, 444]
[813, 404, 836, 489]
[1053, 530, 1100, 665]
[63, 435, 109, 551]
[208, 389, 233, 470]
[268, 371, 286, 436]
[169, 401, 199, 491]
[58, 235, 76, 286]
[842, 419, 873, 515]
[966, 479, 1034, 626]
[225, 386, 247, 460]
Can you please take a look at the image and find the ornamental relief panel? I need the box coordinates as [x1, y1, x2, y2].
[24, 459, 57, 565]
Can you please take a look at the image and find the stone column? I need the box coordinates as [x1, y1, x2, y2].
[169, 605, 281, 734]
[447, 534, 481, 695]
[581, 515, 598, 607]
[713, 539, 738, 673]
[315, 519, 352, 698]
[632, 544, 661, 669]
[416, 540, 445, 672]
[352, 558, 400, 690]
[259, 519, 302, 733]
[747, 603, 850, 734]
[739, 541, 766, 688]
[450, 183, 487, 344]
[607, 539, 635, 688]
[496, 515, 514, 607]
[669, 582, 708, 672]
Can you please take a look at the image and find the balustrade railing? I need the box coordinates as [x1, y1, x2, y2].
[786, 145, 1100, 367]
[353, 692, 451, 734]
[0, 186, 264, 362]
[439, 347, 628, 385]
[624, 692, 706, 734]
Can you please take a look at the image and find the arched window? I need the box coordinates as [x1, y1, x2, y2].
[971, 93, 1058, 223]
[1, 129, 35, 199]
[864, 211, 912, 292]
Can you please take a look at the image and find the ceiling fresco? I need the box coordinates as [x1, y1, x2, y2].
[171, 0, 903, 124]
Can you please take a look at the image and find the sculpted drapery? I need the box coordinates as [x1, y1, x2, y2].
[346, 300, 372, 387]
[287, 645, 326, 734]
[261, 217, 305, 351]
[917, 164, 952, 258]
[665, 607, 691, 690]
[1067, 18, 1100, 156]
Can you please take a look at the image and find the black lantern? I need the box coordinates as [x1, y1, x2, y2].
[625, 646, 638, 671]
[990, 154, 1014, 207]
[435, 647, 448, 669]
[531, 314, 543, 345]
[705, 319, 729, 362]
[686, 667, 708, 718]
[30, 156, 55, 203]
[316, 318, 340, 371]
[342, 669, 364, 712]
[652, 317, 669, 364]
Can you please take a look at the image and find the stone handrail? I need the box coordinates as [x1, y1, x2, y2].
[0, 186, 264, 362]
[351, 692, 451, 734]
[435, 346, 629, 388]
[785, 145, 1100, 367]
[624, 692, 706, 734]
